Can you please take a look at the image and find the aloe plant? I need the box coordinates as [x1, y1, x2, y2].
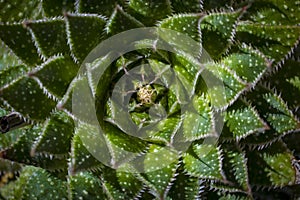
[0, 0, 300, 199]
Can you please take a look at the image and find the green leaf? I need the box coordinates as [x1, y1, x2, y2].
[0, 43, 22, 70]
[0, 76, 57, 120]
[227, 151, 249, 191]
[199, 9, 243, 59]
[1, 125, 39, 164]
[42, 0, 75, 17]
[263, 152, 296, 186]
[78, 0, 125, 17]
[69, 123, 106, 174]
[183, 144, 224, 180]
[25, 18, 70, 58]
[69, 172, 106, 199]
[249, 0, 300, 25]
[226, 106, 268, 140]
[31, 55, 79, 98]
[247, 141, 296, 187]
[267, 114, 299, 134]
[31, 111, 74, 157]
[146, 115, 181, 143]
[0, 23, 42, 66]
[222, 45, 270, 84]
[205, 62, 247, 109]
[167, 171, 203, 200]
[11, 166, 67, 199]
[237, 23, 300, 62]
[264, 93, 300, 133]
[56, 76, 83, 115]
[159, 14, 202, 42]
[141, 145, 179, 199]
[116, 169, 144, 198]
[106, 5, 144, 35]
[65, 13, 106, 63]
[183, 95, 215, 141]
[0, 1, 42, 22]
[104, 122, 148, 168]
[0, 65, 28, 89]
[127, 0, 172, 26]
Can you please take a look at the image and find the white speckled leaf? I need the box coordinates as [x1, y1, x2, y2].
[199, 9, 243, 58]
[31, 111, 74, 156]
[0, 23, 42, 66]
[128, 0, 172, 25]
[0, 76, 57, 120]
[66, 13, 106, 63]
[69, 172, 106, 199]
[142, 145, 179, 199]
[226, 106, 267, 140]
[183, 144, 223, 180]
[183, 95, 214, 141]
[106, 5, 144, 35]
[26, 18, 70, 58]
[31, 55, 79, 98]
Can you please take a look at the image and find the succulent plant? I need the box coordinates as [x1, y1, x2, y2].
[0, 0, 300, 199]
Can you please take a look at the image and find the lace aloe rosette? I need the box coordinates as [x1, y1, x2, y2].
[0, 0, 299, 199]
[70, 27, 225, 173]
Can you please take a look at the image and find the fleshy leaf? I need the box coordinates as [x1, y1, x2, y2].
[4, 166, 67, 200]
[167, 171, 203, 200]
[0, 1, 42, 22]
[65, 13, 106, 63]
[264, 93, 300, 134]
[146, 115, 181, 143]
[69, 172, 106, 199]
[227, 151, 249, 191]
[0, 43, 22, 70]
[0, 65, 28, 88]
[199, 9, 243, 59]
[249, 0, 300, 25]
[247, 141, 296, 187]
[141, 145, 179, 199]
[127, 0, 172, 26]
[226, 106, 268, 140]
[0, 76, 57, 120]
[237, 23, 300, 62]
[222, 45, 270, 84]
[31, 55, 79, 98]
[183, 95, 215, 141]
[0, 23, 42, 66]
[25, 18, 70, 58]
[205, 62, 247, 109]
[1, 125, 39, 164]
[69, 124, 106, 174]
[159, 14, 202, 42]
[104, 122, 148, 168]
[42, 0, 75, 17]
[263, 152, 296, 186]
[31, 111, 74, 157]
[106, 5, 144, 35]
[116, 169, 144, 198]
[183, 144, 223, 180]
